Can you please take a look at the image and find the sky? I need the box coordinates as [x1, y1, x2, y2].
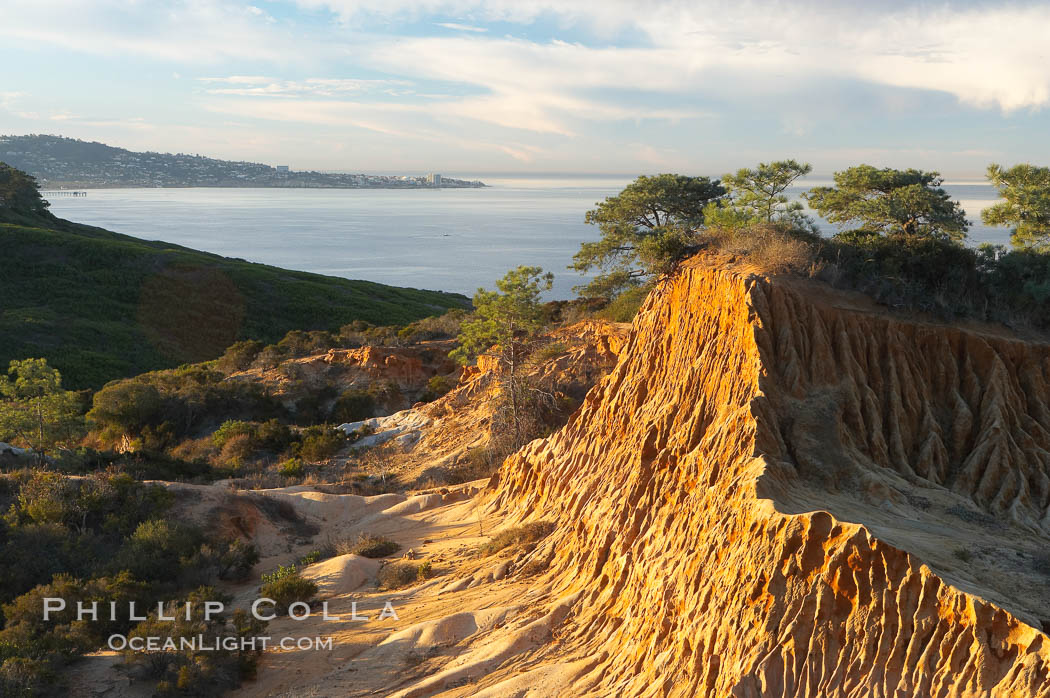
[1, 0, 1048, 178]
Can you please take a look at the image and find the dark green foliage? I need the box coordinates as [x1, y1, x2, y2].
[88, 382, 163, 437]
[345, 533, 401, 559]
[0, 164, 49, 215]
[572, 174, 725, 297]
[210, 417, 296, 467]
[595, 286, 650, 323]
[295, 425, 346, 462]
[258, 568, 317, 615]
[211, 420, 255, 449]
[450, 266, 553, 365]
[254, 419, 294, 452]
[396, 309, 468, 343]
[330, 389, 376, 423]
[420, 374, 455, 402]
[123, 588, 266, 696]
[0, 175, 468, 389]
[0, 359, 84, 461]
[276, 330, 335, 358]
[338, 321, 401, 348]
[88, 366, 283, 449]
[0, 571, 148, 658]
[0, 656, 56, 697]
[804, 165, 968, 242]
[115, 519, 206, 585]
[100, 450, 216, 482]
[217, 340, 265, 373]
[0, 469, 263, 694]
[278, 458, 305, 478]
[715, 159, 815, 231]
[700, 216, 1050, 332]
[183, 539, 260, 583]
[0, 472, 165, 600]
[983, 163, 1050, 251]
[818, 232, 1050, 328]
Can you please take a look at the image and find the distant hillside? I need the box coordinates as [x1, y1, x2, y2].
[0, 206, 469, 389]
[0, 134, 484, 189]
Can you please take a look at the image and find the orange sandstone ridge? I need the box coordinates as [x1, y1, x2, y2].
[484, 258, 1050, 696]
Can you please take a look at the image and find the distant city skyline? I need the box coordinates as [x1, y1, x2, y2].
[2, 1, 1049, 178]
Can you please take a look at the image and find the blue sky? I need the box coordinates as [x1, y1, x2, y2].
[1, 0, 1048, 178]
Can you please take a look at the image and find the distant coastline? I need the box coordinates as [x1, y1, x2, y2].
[1, 134, 485, 190]
[38, 181, 486, 190]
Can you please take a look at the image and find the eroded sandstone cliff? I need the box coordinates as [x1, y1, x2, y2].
[487, 258, 1050, 697]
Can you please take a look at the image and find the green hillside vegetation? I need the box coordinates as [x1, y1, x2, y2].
[0, 164, 468, 389]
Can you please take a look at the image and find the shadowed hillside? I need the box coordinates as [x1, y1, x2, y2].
[0, 204, 468, 389]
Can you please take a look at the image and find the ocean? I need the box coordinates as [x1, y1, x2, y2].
[45, 176, 1007, 300]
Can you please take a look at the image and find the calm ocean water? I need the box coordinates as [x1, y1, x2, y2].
[46, 176, 1006, 300]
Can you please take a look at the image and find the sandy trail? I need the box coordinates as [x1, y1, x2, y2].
[224, 482, 561, 698]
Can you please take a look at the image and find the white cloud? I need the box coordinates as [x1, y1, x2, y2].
[3, 0, 1050, 172]
[198, 76, 411, 97]
[436, 22, 487, 32]
[301, 1, 1050, 113]
[5, 1, 1050, 114]
[0, 0, 308, 63]
[0, 92, 39, 120]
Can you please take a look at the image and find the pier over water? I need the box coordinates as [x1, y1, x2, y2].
[42, 190, 88, 197]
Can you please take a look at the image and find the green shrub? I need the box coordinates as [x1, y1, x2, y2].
[366, 380, 402, 406]
[87, 381, 163, 438]
[217, 340, 265, 373]
[330, 389, 375, 423]
[212, 419, 295, 468]
[0, 470, 265, 694]
[530, 342, 568, 364]
[252, 345, 285, 370]
[212, 420, 254, 449]
[276, 329, 333, 358]
[260, 564, 298, 585]
[481, 521, 555, 556]
[421, 374, 455, 402]
[296, 426, 346, 462]
[597, 286, 649, 322]
[182, 539, 260, 583]
[259, 571, 317, 615]
[0, 571, 149, 656]
[378, 562, 422, 589]
[396, 308, 468, 344]
[299, 550, 323, 566]
[0, 656, 56, 697]
[278, 457, 305, 478]
[115, 519, 204, 584]
[123, 588, 265, 696]
[254, 419, 293, 452]
[341, 533, 401, 559]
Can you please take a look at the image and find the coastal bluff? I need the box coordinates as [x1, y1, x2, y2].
[485, 256, 1050, 696]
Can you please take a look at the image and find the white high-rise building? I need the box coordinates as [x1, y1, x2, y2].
[426, 173, 442, 187]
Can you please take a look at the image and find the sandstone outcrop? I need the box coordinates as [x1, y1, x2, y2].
[485, 258, 1050, 697]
